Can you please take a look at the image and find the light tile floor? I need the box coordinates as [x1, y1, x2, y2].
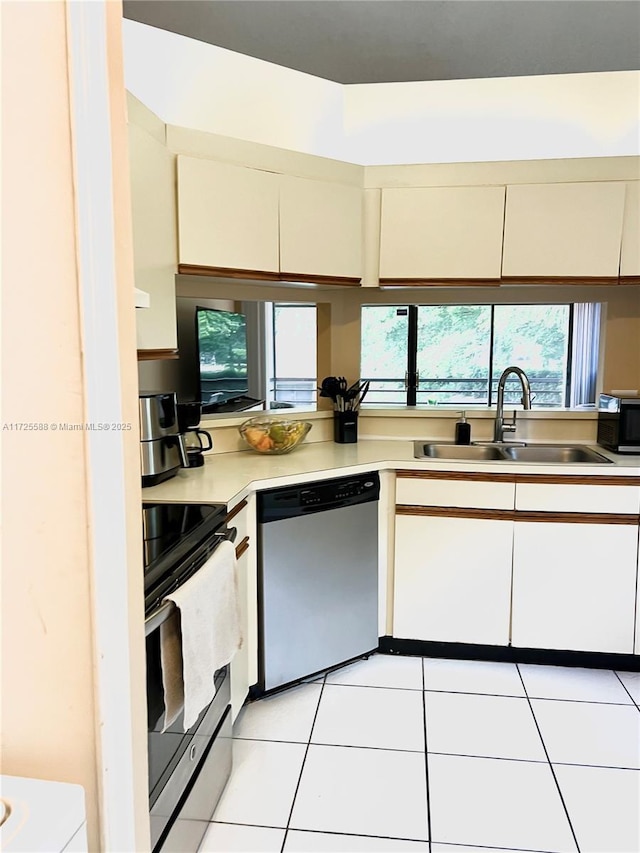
[199, 654, 640, 853]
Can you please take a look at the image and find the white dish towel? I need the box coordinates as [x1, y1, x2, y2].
[160, 539, 242, 731]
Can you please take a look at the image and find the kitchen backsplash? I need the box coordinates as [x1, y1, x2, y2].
[199, 409, 598, 454]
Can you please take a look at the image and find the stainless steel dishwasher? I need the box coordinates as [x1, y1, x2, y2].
[256, 472, 380, 693]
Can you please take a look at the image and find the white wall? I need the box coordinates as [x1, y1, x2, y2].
[123, 19, 346, 160]
[344, 71, 640, 165]
[2, 3, 149, 850]
[2, 6, 100, 842]
[123, 19, 640, 165]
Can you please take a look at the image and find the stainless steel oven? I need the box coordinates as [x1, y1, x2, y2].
[143, 502, 235, 853]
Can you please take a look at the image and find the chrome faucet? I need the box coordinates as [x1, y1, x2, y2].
[493, 366, 532, 443]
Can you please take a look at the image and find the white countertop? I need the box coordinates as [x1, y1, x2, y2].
[140, 439, 640, 508]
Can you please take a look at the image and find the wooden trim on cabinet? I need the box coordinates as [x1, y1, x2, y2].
[500, 276, 621, 286]
[379, 277, 501, 288]
[279, 271, 362, 287]
[235, 536, 250, 559]
[397, 469, 517, 483]
[225, 498, 248, 525]
[137, 348, 179, 361]
[516, 510, 640, 525]
[178, 263, 361, 287]
[396, 504, 514, 522]
[511, 473, 640, 486]
[395, 469, 640, 487]
[395, 504, 640, 525]
[178, 264, 281, 281]
[380, 276, 626, 288]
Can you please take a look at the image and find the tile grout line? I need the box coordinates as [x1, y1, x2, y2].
[206, 818, 569, 852]
[613, 670, 640, 712]
[426, 843, 560, 853]
[235, 735, 426, 754]
[425, 689, 637, 707]
[280, 674, 326, 853]
[279, 825, 437, 845]
[422, 659, 433, 851]
[324, 681, 424, 692]
[515, 663, 582, 853]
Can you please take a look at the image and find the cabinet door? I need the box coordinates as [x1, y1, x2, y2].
[397, 476, 515, 510]
[379, 186, 505, 280]
[177, 157, 280, 273]
[515, 482, 640, 515]
[621, 181, 640, 278]
[502, 182, 625, 278]
[227, 496, 257, 721]
[394, 513, 513, 645]
[129, 123, 177, 350]
[511, 521, 637, 653]
[279, 174, 362, 280]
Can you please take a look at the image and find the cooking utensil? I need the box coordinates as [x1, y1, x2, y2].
[352, 380, 370, 411]
[320, 376, 369, 412]
[319, 376, 340, 402]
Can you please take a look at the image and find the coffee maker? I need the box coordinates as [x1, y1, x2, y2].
[177, 402, 213, 468]
[139, 392, 188, 487]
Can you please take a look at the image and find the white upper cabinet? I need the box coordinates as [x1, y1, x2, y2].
[620, 181, 640, 278]
[379, 186, 506, 280]
[177, 156, 280, 273]
[279, 175, 363, 280]
[129, 122, 178, 351]
[177, 160, 362, 281]
[501, 181, 626, 278]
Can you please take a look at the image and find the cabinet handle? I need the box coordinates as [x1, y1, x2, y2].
[190, 745, 197, 761]
[225, 499, 248, 525]
[235, 536, 250, 559]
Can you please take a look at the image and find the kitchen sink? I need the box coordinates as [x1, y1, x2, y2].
[500, 445, 612, 464]
[414, 441, 612, 464]
[416, 443, 512, 460]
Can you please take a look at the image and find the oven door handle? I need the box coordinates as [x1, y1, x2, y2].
[145, 527, 237, 637]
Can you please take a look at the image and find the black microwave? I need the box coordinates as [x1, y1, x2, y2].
[597, 394, 640, 453]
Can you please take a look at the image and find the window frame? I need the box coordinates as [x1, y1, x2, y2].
[268, 302, 317, 406]
[362, 301, 582, 409]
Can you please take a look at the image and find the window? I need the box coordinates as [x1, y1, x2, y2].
[265, 303, 317, 407]
[361, 303, 599, 408]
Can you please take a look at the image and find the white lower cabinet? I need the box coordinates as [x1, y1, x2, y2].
[393, 473, 640, 656]
[393, 513, 513, 646]
[227, 495, 257, 720]
[511, 521, 638, 654]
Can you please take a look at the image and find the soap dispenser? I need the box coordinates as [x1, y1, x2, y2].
[455, 411, 471, 445]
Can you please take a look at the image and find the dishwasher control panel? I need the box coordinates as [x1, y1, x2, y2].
[301, 477, 377, 506]
[258, 472, 380, 522]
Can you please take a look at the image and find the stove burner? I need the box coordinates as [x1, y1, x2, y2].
[142, 502, 226, 605]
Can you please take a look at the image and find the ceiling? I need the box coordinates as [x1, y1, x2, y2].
[122, 0, 640, 85]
